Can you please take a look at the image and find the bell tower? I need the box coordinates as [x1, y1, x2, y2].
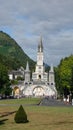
[32, 37, 48, 81]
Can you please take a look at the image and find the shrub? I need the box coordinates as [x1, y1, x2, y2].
[14, 105, 28, 123]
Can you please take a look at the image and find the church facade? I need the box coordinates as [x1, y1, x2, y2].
[10, 38, 57, 98]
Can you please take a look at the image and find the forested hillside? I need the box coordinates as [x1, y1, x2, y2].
[0, 31, 35, 70]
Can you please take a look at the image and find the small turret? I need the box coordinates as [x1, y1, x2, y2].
[49, 64, 55, 86]
[49, 64, 54, 72]
[26, 61, 29, 71]
[25, 61, 30, 82]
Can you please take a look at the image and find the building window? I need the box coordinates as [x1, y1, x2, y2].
[39, 75, 41, 79]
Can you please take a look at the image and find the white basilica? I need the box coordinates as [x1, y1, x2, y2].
[10, 38, 57, 98]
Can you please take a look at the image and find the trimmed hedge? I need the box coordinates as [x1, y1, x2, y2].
[14, 105, 28, 123]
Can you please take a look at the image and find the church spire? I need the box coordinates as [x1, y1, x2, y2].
[38, 36, 43, 52]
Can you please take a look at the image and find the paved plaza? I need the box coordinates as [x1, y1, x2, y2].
[39, 97, 72, 107]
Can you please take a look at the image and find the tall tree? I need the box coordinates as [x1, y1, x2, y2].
[70, 67, 73, 98]
[55, 55, 73, 97]
[0, 63, 12, 96]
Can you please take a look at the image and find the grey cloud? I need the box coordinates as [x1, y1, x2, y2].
[0, 0, 73, 65]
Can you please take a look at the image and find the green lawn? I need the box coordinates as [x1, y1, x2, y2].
[0, 97, 41, 105]
[0, 98, 73, 130]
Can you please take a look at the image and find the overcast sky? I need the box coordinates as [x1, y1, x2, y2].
[0, 0, 73, 66]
